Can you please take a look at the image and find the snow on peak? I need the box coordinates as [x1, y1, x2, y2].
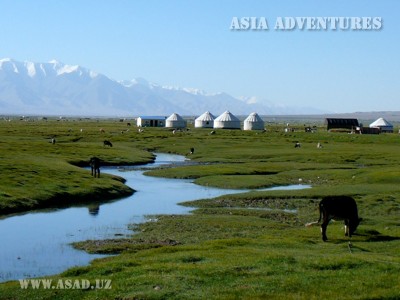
[132, 77, 150, 85]
[48, 60, 81, 76]
[0, 57, 14, 63]
[121, 79, 217, 97]
[89, 70, 99, 78]
[47, 59, 98, 78]
[161, 85, 213, 96]
[0, 58, 19, 73]
[25, 61, 36, 77]
[49, 59, 60, 64]
[57, 64, 80, 75]
[120, 77, 157, 88]
[0, 58, 103, 81]
[182, 88, 207, 95]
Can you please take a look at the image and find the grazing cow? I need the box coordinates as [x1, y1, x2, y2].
[306, 196, 361, 241]
[190, 147, 194, 154]
[294, 142, 301, 148]
[103, 140, 113, 147]
[89, 157, 101, 178]
[210, 130, 216, 135]
[51, 138, 56, 144]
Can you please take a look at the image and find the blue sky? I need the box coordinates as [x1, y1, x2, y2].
[1, 0, 399, 113]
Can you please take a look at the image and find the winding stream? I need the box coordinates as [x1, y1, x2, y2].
[0, 153, 308, 282]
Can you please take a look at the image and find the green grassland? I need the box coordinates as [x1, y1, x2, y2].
[0, 118, 154, 215]
[0, 117, 399, 299]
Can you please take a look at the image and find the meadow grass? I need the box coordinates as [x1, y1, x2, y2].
[0, 118, 154, 214]
[0, 118, 399, 299]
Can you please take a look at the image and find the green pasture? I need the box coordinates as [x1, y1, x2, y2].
[0, 118, 154, 214]
[0, 117, 399, 299]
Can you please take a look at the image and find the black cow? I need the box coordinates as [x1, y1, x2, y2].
[306, 196, 361, 241]
[103, 140, 113, 147]
[89, 157, 101, 178]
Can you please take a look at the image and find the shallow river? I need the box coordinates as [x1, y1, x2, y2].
[0, 153, 308, 282]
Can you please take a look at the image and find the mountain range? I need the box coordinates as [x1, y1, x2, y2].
[0, 58, 323, 117]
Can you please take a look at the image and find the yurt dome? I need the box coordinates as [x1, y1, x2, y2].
[195, 111, 215, 128]
[213, 111, 241, 129]
[369, 117, 393, 133]
[243, 112, 265, 130]
[165, 113, 186, 128]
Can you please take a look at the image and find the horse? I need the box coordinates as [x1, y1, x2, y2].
[89, 157, 101, 178]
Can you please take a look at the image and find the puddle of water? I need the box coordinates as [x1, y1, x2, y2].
[0, 153, 310, 282]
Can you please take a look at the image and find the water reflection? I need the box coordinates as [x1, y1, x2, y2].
[88, 204, 100, 216]
[0, 153, 309, 282]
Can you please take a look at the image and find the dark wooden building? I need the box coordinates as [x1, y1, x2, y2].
[355, 127, 381, 134]
[325, 118, 359, 131]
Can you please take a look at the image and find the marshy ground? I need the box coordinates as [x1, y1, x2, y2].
[0, 117, 399, 299]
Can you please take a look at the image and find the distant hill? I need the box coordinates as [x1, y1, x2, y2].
[0, 58, 325, 117]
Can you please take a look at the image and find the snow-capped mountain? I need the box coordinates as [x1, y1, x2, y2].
[0, 58, 321, 116]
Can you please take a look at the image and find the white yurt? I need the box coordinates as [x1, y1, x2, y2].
[243, 112, 265, 130]
[213, 111, 241, 129]
[195, 111, 215, 128]
[165, 113, 186, 128]
[369, 117, 393, 133]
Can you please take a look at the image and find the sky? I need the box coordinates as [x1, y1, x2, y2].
[1, 0, 399, 113]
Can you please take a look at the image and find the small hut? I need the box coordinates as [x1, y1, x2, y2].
[165, 113, 186, 128]
[136, 116, 167, 127]
[243, 112, 265, 130]
[213, 111, 240, 129]
[195, 111, 215, 128]
[369, 117, 393, 133]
